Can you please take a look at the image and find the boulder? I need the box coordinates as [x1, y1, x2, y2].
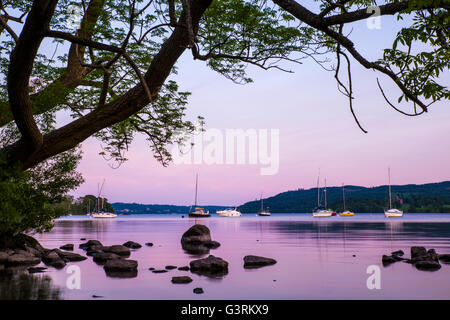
[102, 245, 130, 256]
[203, 241, 221, 249]
[190, 255, 229, 277]
[93, 252, 122, 263]
[438, 254, 450, 263]
[193, 288, 204, 294]
[411, 246, 427, 259]
[415, 260, 441, 271]
[6, 254, 41, 266]
[103, 259, 137, 272]
[47, 259, 67, 269]
[79, 240, 103, 250]
[59, 244, 74, 251]
[243, 255, 277, 268]
[171, 276, 193, 284]
[181, 224, 211, 244]
[123, 241, 142, 249]
[86, 246, 104, 256]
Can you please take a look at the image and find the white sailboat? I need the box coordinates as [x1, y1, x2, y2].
[258, 193, 270, 216]
[313, 174, 332, 217]
[217, 208, 242, 217]
[91, 179, 117, 218]
[189, 174, 210, 218]
[384, 168, 403, 218]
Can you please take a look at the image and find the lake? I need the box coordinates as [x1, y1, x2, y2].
[2, 213, 450, 300]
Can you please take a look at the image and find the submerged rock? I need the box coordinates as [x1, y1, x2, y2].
[59, 244, 74, 251]
[123, 241, 142, 249]
[171, 276, 193, 284]
[391, 250, 404, 257]
[382, 255, 396, 266]
[243, 255, 277, 268]
[415, 260, 441, 271]
[165, 265, 177, 270]
[178, 266, 190, 271]
[152, 269, 168, 273]
[145, 243, 154, 247]
[193, 288, 204, 294]
[93, 252, 121, 263]
[104, 259, 137, 272]
[190, 255, 228, 277]
[102, 245, 130, 257]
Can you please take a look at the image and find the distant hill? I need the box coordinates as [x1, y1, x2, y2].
[238, 181, 450, 213]
[111, 203, 230, 214]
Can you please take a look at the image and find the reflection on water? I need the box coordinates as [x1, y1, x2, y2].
[1, 214, 450, 299]
[0, 267, 62, 300]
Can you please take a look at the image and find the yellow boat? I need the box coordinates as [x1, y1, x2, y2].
[340, 210, 354, 216]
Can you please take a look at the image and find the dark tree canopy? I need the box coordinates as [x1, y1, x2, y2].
[0, 0, 448, 171]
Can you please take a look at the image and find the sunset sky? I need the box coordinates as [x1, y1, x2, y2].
[69, 13, 450, 206]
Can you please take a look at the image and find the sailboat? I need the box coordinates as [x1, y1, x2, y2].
[313, 174, 333, 217]
[258, 193, 270, 216]
[91, 179, 117, 218]
[339, 183, 354, 216]
[188, 174, 210, 218]
[384, 167, 403, 217]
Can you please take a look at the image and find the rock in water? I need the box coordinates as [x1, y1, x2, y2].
[102, 245, 131, 256]
[171, 276, 193, 284]
[123, 241, 142, 249]
[104, 259, 138, 272]
[382, 255, 397, 266]
[54, 250, 87, 262]
[79, 240, 103, 250]
[193, 288, 204, 294]
[190, 255, 229, 277]
[43, 251, 61, 263]
[181, 224, 211, 244]
[93, 252, 122, 263]
[415, 260, 441, 271]
[152, 269, 168, 273]
[178, 266, 190, 271]
[438, 254, 450, 263]
[243, 255, 277, 268]
[59, 244, 74, 251]
[145, 243, 154, 247]
[411, 247, 427, 259]
[165, 265, 177, 270]
[391, 250, 404, 256]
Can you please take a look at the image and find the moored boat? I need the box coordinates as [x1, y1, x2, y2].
[384, 168, 403, 218]
[188, 174, 210, 218]
[217, 208, 241, 217]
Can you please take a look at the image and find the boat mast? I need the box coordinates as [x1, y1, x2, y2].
[97, 183, 100, 213]
[324, 178, 327, 209]
[388, 167, 392, 209]
[260, 193, 264, 212]
[342, 183, 346, 211]
[317, 169, 320, 207]
[194, 173, 198, 207]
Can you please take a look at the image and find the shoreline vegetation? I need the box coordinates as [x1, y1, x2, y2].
[63, 181, 450, 215]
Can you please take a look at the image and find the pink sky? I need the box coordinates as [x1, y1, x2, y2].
[70, 16, 450, 206]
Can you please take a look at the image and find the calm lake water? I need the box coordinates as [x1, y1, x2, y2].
[2, 213, 450, 300]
